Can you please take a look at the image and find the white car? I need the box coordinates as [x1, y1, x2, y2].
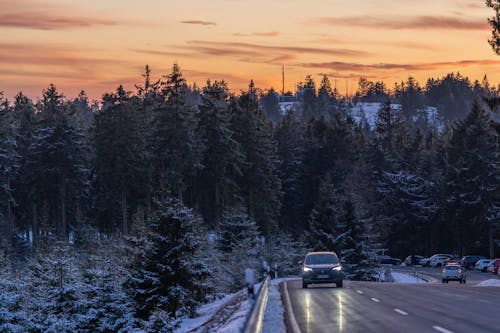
[429, 254, 453, 267]
[475, 259, 494, 272]
[487, 261, 495, 272]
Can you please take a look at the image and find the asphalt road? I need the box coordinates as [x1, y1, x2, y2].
[284, 273, 500, 333]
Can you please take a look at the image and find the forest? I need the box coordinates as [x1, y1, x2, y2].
[0, 64, 499, 331]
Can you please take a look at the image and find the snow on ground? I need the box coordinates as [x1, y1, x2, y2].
[351, 102, 443, 131]
[262, 277, 298, 333]
[475, 279, 500, 287]
[175, 293, 238, 333]
[215, 297, 251, 333]
[391, 272, 427, 284]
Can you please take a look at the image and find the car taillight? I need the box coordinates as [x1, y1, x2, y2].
[442, 269, 445, 273]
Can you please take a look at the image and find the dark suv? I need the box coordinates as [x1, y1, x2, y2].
[461, 255, 486, 270]
[301, 251, 344, 288]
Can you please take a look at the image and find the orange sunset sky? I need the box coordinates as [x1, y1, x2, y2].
[1, 0, 500, 100]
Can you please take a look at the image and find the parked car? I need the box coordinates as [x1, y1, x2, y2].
[487, 261, 495, 272]
[378, 255, 402, 265]
[442, 264, 466, 283]
[301, 251, 344, 288]
[475, 259, 494, 272]
[429, 254, 454, 267]
[461, 255, 486, 270]
[493, 259, 500, 274]
[403, 255, 425, 266]
[443, 257, 461, 266]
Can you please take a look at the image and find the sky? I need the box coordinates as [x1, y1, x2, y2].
[1, 0, 499, 100]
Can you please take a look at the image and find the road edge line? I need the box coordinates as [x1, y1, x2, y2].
[281, 281, 301, 333]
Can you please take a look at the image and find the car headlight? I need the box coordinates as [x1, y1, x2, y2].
[303, 267, 312, 272]
[332, 266, 342, 271]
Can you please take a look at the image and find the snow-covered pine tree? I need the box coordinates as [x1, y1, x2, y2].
[126, 199, 210, 325]
[216, 207, 263, 291]
[336, 197, 377, 281]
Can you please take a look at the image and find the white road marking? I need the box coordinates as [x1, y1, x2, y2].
[432, 325, 455, 333]
[394, 308, 408, 316]
[356, 290, 364, 294]
[370, 297, 380, 302]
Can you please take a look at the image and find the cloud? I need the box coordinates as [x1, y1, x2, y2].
[180, 20, 217, 26]
[308, 15, 488, 30]
[299, 59, 500, 72]
[182, 40, 373, 58]
[233, 31, 280, 37]
[0, 12, 117, 30]
[0, 43, 131, 74]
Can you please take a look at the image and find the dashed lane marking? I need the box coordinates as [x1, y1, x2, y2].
[356, 290, 364, 294]
[394, 308, 408, 316]
[370, 297, 380, 302]
[432, 325, 455, 333]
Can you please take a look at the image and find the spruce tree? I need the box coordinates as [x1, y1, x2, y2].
[231, 81, 281, 235]
[196, 80, 244, 226]
[126, 199, 210, 322]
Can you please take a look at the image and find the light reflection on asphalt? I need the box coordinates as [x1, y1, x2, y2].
[305, 292, 311, 333]
[337, 293, 344, 331]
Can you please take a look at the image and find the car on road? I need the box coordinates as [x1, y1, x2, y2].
[442, 264, 466, 284]
[443, 257, 461, 266]
[301, 251, 344, 288]
[429, 254, 454, 267]
[475, 259, 494, 272]
[461, 255, 486, 270]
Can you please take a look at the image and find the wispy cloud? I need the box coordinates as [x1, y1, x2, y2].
[233, 31, 280, 37]
[180, 20, 217, 26]
[0, 13, 117, 30]
[308, 15, 488, 30]
[183, 40, 373, 58]
[299, 59, 500, 72]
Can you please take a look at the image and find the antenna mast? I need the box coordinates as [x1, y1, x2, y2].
[282, 64, 285, 96]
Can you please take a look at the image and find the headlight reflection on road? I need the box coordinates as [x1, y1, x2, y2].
[305, 293, 311, 333]
[337, 294, 344, 331]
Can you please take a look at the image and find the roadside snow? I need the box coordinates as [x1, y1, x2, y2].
[175, 293, 238, 333]
[475, 279, 500, 287]
[262, 278, 297, 333]
[392, 272, 427, 283]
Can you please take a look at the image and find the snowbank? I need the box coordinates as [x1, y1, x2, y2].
[475, 279, 500, 287]
[262, 278, 298, 333]
[391, 272, 427, 283]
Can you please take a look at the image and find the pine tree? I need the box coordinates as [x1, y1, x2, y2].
[150, 64, 203, 202]
[231, 81, 282, 235]
[0, 94, 19, 245]
[26, 85, 89, 240]
[126, 199, 210, 322]
[196, 80, 244, 226]
[216, 208, 263, 291]
[92, 86, 148, 234]
[445, 101, 499, 256]
[487, 0, 500, 55]
[274, 111, 304, 233]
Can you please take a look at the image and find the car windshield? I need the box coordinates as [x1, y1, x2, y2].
[305, 253, 339, 265]
[444, 266, 459, 270]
